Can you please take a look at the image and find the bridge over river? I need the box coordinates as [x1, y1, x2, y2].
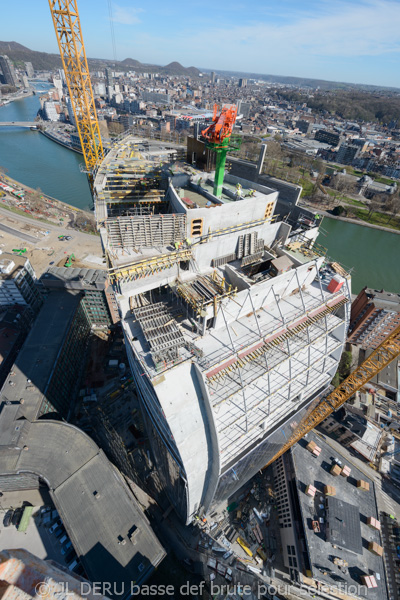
[0, 121, 42, 128]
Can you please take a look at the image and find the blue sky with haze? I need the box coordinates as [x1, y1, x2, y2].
[3, 0, 400, 87]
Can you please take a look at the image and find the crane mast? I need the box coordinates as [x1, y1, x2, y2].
[264, 322, 400, 468]
[48, 0, 104, 183]
[201, 104, 241, 198]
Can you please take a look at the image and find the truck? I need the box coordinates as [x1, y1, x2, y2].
[237, 536, 253, 557]
[216, 563, 227, 577]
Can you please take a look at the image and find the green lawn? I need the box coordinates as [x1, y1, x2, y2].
[355, 208, 400, 231]
[375, 176, 395, 186]
[300, 177, 315, 196]
[342, 197, 366, 207]
[323, 188, 366, 207]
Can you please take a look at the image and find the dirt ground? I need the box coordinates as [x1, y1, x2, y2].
[0, 209, 105, 277]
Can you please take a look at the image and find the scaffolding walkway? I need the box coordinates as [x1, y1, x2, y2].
[109, 248, 193, 283]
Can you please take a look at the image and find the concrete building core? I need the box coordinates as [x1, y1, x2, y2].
[94, 134, 352, 524]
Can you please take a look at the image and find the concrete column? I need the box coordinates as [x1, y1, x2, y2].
[256, 143, 267, 176]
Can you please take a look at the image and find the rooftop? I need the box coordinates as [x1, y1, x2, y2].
[0, 253, 29, 280]
[41, 267, 107, 290]
[326, 496, 363, 555]
[292, 432, 387, 600]
[0, 290, 81, 423]
[365, 288, 400, 312]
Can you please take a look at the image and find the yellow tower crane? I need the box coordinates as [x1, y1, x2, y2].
[48, 0, 104, 185]
[264, 322, 400, 468]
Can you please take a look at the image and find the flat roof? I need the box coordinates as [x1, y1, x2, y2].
[326, 496, 362, 554]
[365, 288, 400, 311]
[41, 267, 107, 290]
[292, 431, 388, 600]
[0, 290, 81, 423]
[0, 252, 28, 280]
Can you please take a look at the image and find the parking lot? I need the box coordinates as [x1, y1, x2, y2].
[0, 489, 81, 574]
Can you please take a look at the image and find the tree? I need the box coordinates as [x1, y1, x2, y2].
[367, 198, 381, 218]
[385, 194, 400, 223]
[312, 157, 324, 175]
[332, 205, 345, 216]
[75, 213, 96, 233]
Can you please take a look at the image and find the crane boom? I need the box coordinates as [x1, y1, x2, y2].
[264, 322, 400, 468]
[201, 104, 241, 198]
[48, 0, 104, 180]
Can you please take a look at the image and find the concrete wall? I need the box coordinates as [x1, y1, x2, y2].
[193, 364, 221, 514]
[192, 220, 282, 270]
[214, 257, 323, 328]
[187, 192, 278, 241]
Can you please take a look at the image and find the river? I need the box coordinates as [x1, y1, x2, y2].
[0, 84, 92, 210]
[321, 216, 400, 295]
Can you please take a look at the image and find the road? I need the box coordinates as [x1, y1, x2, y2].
[0, 206, 99, 245]
[0, 223, 39, 243]
[0, 206, 104, 276]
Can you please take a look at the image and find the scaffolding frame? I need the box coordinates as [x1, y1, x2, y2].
[106, 214, 187, 249]
[108, 248, 193, 283]
[175, 271, 237, 317]
[206, 296, 348, 384]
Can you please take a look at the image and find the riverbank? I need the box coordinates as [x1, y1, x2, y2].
[0, 173, 96, 233]
[1, 173, 90, 213]
[0, 88, 35, 107]
[40, 128, 83, 155]
[302, 204, 400, 236]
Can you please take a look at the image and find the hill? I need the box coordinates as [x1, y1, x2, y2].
[276, 88, 400, 124]
[0, 41, 201, 77]
[0, 41, 62, 70]
[161, 61, 200, 77]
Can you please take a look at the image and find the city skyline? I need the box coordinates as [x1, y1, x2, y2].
[2, 0, 400, 87]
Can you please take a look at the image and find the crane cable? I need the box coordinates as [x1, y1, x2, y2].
[107, 0, 117, 62]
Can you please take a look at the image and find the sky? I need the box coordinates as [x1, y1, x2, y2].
[3, 0, 400, 87]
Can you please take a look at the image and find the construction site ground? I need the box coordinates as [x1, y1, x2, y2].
[0, 173, 94, 230]
[0, 205, 105, 277]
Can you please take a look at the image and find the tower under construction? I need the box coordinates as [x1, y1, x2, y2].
[94, 133, 351, 524]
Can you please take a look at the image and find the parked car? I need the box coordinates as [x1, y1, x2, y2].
[49, 519, 62, 534]
[12, 508, 23, 528]
[55, 527, 65, 539]
[3, 510, 13, 527]
[68, 559, 78, 571]
[61, 541, 72, 555]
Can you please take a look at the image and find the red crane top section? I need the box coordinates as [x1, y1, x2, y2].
[201, 104, 237, 145]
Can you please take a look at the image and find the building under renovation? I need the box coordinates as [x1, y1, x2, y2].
[94, 134, 352, 524]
